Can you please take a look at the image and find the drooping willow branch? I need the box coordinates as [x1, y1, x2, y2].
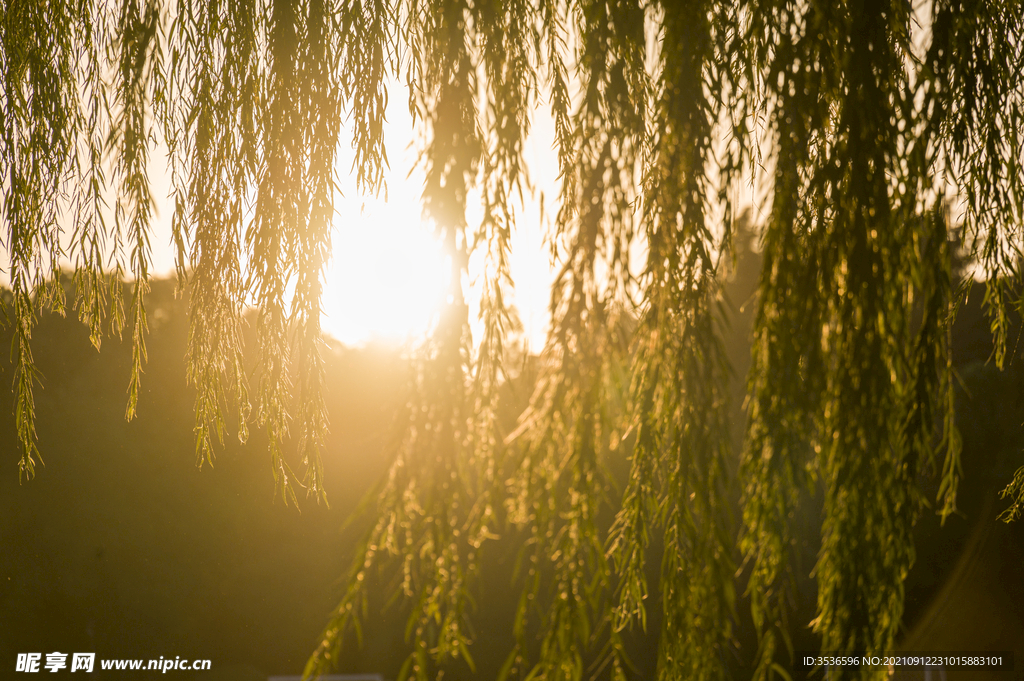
[609, 3, 739, 680]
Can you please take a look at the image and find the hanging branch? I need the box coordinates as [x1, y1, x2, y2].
[109, 0, 163, 421]
[923, 0, 1024, 521]
[166, 0, 259, 467]
[307, 0, 488, 677]
[2, 0, 101, 477]
[505, 1, 646, 680]
[739, 2, 829, 676]
[610, 2, 736, 680]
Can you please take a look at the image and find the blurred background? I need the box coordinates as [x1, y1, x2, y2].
[2, 240, 1022, 679]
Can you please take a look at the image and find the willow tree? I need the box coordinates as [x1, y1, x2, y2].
[3, 0, 1023, 679]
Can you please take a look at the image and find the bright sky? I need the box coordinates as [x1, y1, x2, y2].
[1, 81, 567, 353]
[321, 88, 557, 350]
[135, 82, 557, 351]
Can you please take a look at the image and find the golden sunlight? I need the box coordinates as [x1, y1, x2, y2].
[320, 192, 448, 346]
[321, 84, 557, 350]
[122, 81, 557, 350]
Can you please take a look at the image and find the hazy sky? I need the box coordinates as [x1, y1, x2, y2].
[13, 79, 558, 352]
[318, 82, 558, 350]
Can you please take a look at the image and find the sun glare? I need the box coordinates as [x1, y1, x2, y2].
[320, 85, 556, 350]
[320, 192, 448, 347]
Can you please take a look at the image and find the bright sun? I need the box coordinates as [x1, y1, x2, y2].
[110, 82, 556, 351]
[318, 80, 557, 350]
[320, 192, 448, 346]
